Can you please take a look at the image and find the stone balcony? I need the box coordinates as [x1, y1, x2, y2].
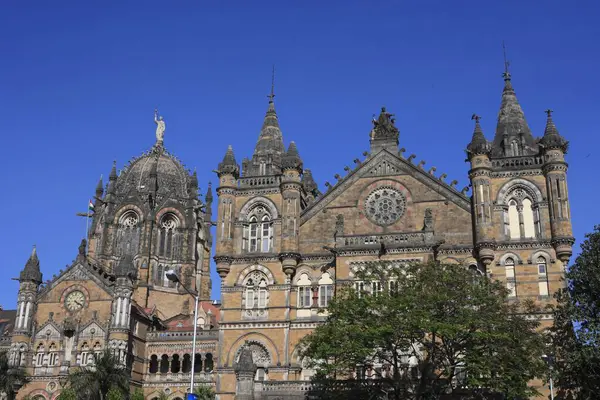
[144, 371, 213, 384]
[335, 231, 436, 250]
[146, 329, 218, 342]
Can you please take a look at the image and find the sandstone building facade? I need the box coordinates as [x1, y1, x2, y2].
[7, 69, 573, 399]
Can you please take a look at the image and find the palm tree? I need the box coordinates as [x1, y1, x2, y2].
[0, 351, 27, 400]
[64, 350, 129, 400]
[194, 385, 216, 400]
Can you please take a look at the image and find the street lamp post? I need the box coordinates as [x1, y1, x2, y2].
[166, 269, 199, 400]
[542, 354, 555, 400]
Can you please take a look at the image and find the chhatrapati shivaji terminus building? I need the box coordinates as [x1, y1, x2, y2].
[6, 68, 572, 399]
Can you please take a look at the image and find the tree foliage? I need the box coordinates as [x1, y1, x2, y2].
[56, 387, 77, 400]
[550, 226, 600, 399]
[0, 351, 27, 400]
[194, 384, 216, 400]
[130, 388, 145, 400]
[62, 350, 129, 400]
[301, 262, 546, 400]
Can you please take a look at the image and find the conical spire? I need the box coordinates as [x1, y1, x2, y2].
[204, 182, 213, 223]
[466, 114, 490, 157]
[490, 70, 538, 157]
[205, 182, 213, 204]
[95, 175, 104, 198]
[282, 141, 303, 171]
[540, 109, 568, 152]
[106, 161, 118, 196]
[20, 245, 42, 284]
[302, 168, 320, 197]
[217, 145, 240, 178]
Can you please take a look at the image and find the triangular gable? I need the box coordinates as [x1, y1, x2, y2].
[35, 321, 62, 340]
[78, 321, 106, 338]
[301, 149, 470, 224]
[37, 262, 113, 301]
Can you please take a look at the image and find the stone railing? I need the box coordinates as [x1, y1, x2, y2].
[239, 175, 281, 188]
[491, 155, 544, 170]
[336, 231, 435, 248]
[145, 371, 213, 383]
[146, 330, 218, 342]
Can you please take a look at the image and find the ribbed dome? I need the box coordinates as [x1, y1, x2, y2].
[116, 148, 191, 199]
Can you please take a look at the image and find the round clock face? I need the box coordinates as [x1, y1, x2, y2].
[65, 290, 85, 312]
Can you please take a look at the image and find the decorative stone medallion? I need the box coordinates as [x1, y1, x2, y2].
[365, 187, 406, 226]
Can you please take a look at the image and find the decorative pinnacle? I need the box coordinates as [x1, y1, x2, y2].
[545, 109, 554, 117]
[268, 65, 275, 103]
[502, 41, 511, 80]
[471, 114, 481, 123]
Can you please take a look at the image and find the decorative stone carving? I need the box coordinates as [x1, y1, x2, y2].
[422, 208, 434, 231]
[364, 187, 407, 226]
[334, 214, 344, 237]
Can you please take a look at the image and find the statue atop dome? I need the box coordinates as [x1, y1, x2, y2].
[154, 108, 165, 145]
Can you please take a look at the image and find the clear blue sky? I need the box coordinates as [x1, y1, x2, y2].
[1, 1, 598, 308]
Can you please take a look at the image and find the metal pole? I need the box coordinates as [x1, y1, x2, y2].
[549, 376, 555, 400]
[85, 211, 90, 247]
[190, 293, 199, 395]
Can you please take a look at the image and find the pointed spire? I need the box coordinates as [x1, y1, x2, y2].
[282, 141, 303, 171]
[217, 145, 240, 178]
[540, 109, 568, 153]
[302, 168, 320, 197]
[205, 182, 213, 204]
[204, 182, 213, 223]
[95, 175, 104, 198]
[490, 51, 538, 157]
[20, 245, 42, 284]
[106, 161, 118, 197]
[109, 161, 118, 180]
[466, 114, 490, 157]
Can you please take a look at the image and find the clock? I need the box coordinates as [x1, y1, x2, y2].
[65, 290, 85, 312]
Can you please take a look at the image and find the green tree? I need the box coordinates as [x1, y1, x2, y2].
[56, 387, 77, 400]
[106, 387, 124, 400]
[130, 388, 145, 400]
[301, 262, 547, 400]
[194, 384, 216, 400]
[63, 350, 129, 400]
[0, 351, 27, 400]
[550, 226, 600, 399]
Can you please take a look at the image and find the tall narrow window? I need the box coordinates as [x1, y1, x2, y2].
[371, 281, 383, 297]
[261, 216, 271, 252]
[246, 205, 273, 253]
[48, 343, 58, 367]
[318, 273, 334, 307]
[508, 200, 520, 239]
[297, 273, 312, 308]
[537, 256, 549, 296]
[505, 257, 517, 298]
[80, 342, 90, 366]
[522, 199, 535, 238]
[258, 279, 268, 308]
[158, 215, 178, 259]
[249, 216, 258, 252]
[116, 212, 140, 256]
[244, 271, 270, 310]
[35, 344, 45, 367]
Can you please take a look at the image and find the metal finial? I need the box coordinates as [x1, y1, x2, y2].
[545, 109, 554, 117]
[502, 41, 511, 80]
[268, 65, 275, 103]
[471, 114, 481, 123]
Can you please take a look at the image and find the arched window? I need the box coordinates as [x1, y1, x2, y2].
[243, 205, 273, 253]
[116, 211, 141, 256]
[505, 258, 517, 298]
[155, 264, 176, 288]
[80, 342, 90, 366]
[194, 353, 202, 373]
[149, 355, 158, 374]
[537, 256, 550, 296]
[204, 353, 214, 372]
[48, 343, 58, 367]
[318, 273, 333, 307]
[159, 354, 169, 374]
[510, 140, 521, 156]
[297, 273, 312, 309]
[35, 343, 45, 367]
[504, 187, 540, 240]
[243, 271, 269, 309]
[171, 354, 180, 373]
[182, 354, 191, 373]
[158, 214, 179, 259]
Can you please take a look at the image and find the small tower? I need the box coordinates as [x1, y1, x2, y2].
[280, 141, 303, 278]
[214, 145, 239, 279]
[540, 110, 574, 263]
[466, 115, 495, 267]
[109, 255, 136, 365]
[15, 246, 42, 335]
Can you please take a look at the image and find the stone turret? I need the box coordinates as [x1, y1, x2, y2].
[215, 146, 239, 278]
[280, 141, 303, 278]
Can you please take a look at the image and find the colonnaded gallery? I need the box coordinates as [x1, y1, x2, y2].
[2, 68, 573, 400]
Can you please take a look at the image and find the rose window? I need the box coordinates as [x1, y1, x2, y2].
[122, 213, 139, 227]
[365, 187, 406, 226]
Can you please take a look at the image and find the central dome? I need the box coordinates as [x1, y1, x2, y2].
[116, 148, 191, 199]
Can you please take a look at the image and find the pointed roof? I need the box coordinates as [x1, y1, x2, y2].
[248, 96, 286, 174]
[301, 168, 320, 197]
[20, 246, 42, 284]
[217, 145, 240, 178]
[490, 72, 538, 157]
[95, 175, 104, 197]
[282, 141, 303, 171]
[540, 109, 568, 153]
[205, 182, 213, 204]
[466, 114, 490, 157]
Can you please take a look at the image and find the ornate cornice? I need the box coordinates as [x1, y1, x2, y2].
[496, 240, 553, 250]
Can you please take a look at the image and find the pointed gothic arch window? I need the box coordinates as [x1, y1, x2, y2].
[158, 214, 180, 259]
[35, 343, 45, 367]
[504, 187, 540, 240]
[48, 343, 58, 367]
[116, 211, 140, 257]
[296, 273, 312, 309]
[537, 256, 550, 296]
[318, 273, 334, 307]
[243, 270, 269, 309]
[80, 342, 90, 366]
[244, 205, 273, 253]
[510, 140, 521, 156]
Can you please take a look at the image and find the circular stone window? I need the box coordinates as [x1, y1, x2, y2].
[365, 187, 407, 226]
